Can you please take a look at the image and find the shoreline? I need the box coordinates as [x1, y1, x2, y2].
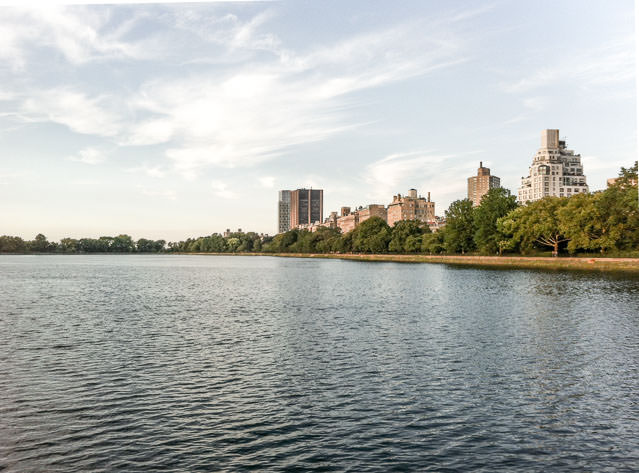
[232, 252, 639, 273]
[3, 252, 639, 272]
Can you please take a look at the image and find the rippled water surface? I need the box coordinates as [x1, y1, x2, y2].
[1, 255, 639, 471]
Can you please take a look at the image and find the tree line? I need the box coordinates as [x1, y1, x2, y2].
[2, 164, 636, 257]
[0, 234, 167, 253]
[264, 163, 639, 256]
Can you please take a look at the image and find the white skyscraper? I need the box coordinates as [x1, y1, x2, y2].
[518, 129, 589, 203]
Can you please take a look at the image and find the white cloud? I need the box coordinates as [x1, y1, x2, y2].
[21, 88, 123, 137]
[211, 179, 238, 199]
[364, 150, 483, 214]
[66, 147, 107, 165]
[124, 17, 467, 177]
[503, 37, 634, 94]
[1, 6, 471, 182]
[0, 6, 153, 69]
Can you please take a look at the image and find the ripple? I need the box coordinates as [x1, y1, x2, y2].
[1, 255, 639, 472]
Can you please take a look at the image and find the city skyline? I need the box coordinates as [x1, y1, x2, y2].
[0, 1, 635, 240]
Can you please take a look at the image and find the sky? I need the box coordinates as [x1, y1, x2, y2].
[0, 0, 636, 241]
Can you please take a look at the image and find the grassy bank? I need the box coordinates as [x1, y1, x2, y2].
[237, 253, 639, 273]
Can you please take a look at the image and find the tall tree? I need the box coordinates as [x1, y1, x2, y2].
[473, 188, 518, 254]
[443, 199, 476, 254]
[28, 234, 51, 252]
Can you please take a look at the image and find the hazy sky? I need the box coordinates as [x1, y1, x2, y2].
[0, 0, 635, 241]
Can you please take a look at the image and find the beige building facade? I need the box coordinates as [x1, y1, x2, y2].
[386, 189, 435, 227]
[467, 162, 500, 206]
[337, 212, 358, 233]
[357, 204, 387, 225]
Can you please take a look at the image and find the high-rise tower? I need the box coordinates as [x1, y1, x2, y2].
[467, 162, 500, 206]
[518, 130, 589, 203]
[278, 190, 291, 234]
[278, 188, 323, 232]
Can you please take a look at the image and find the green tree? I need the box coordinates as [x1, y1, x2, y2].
[559, 179, 639, 254]
[28, 234, 51, 252]
[333, 230, 353, 253]
[226, 237, 240, 252]
[473, 188, 518, 254]
[615, 161, 638, 187]
[443, 199, 476, 254]
[404, 234, 423, 253]
[499, 197, 569, 255]
[352, 216, 391, 253]
[58, 238, 79, 253]
[0, 235, 27, 253]
[270, 230, 299, 252]
[388, 220, 429, 253]
[421, 231, 445, 254]
[136, 238, 155, 252]
[98, 236, 114, 252]
[111, 234, 135, 252]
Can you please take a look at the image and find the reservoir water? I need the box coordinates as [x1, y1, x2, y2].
[1, 254, 638, 471]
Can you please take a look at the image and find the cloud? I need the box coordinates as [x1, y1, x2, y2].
[211, 179, 238, 199]
[66, 147, 107, 165]
[20, 88, 123, 137]
[503, 37, 634, 94]
[364, 150, 483, 213]
[1, 5, 471, 180]
[0, 6, 154, 69]
[125, 17, 467, 177]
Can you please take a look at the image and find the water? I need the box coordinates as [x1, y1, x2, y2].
[1, 255, 638, 472]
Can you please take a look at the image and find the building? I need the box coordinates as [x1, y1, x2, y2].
[278, 190, 291, 234]
[386, 189, 435, 227]
[357, 204, 387, 225]
[518, 129, 589, 203]
[336, 207, 358, 233]
[468, 162, 500, 206]
[278, 188, 324, 232]
[290, 188, 324, 229]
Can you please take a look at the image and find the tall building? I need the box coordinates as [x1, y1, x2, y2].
[386, 189, 435, 227]
[289, 188, 323, 229]
[278, 190, 291, 234]
[467, 162, 500, 206]
[518, 129, 589, 203]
